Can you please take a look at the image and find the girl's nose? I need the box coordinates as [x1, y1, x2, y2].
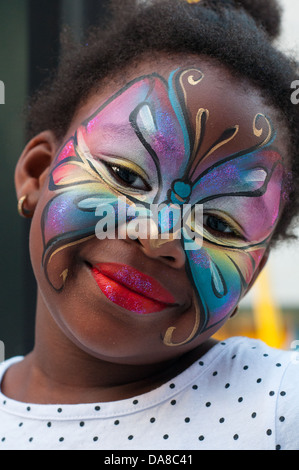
[136, 233, 186, 269]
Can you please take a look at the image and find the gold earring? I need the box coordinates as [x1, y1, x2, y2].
[17, 195, 34, 219]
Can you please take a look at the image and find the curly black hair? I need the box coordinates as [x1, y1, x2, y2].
[26, 0, 299, 245]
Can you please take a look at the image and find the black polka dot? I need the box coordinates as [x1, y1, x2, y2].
[169, 383, 175, 389]
[19, 423, 23, 427]
[2, 401, 6, 405]
[94, 406, 101, 411]
[276, 363, 282, 367]
[205, 401, 211, 407]
[257, 378, 262, 383]
[47, 422, 52, 428]
[79, 421, 85, 427]
[238, 397, 243, 403]
[171, 400, 176, 405]
[59, 437, 64, 442]
[128, 435, 134, 440]
[269, 391, 275, 396]
[276, 445, 281, 450]
[27, 407, 31, 412]
[150, 417, 156, 423]
[243, 365, 249, 370]
[212, 371, 218, 376]
[280, 391, 286, 396]
[232, 354, 236, 360]
[251, 412, 257, 418]
[233, 434, 239, 440]
[57, 408, 62, 413]
[192, 385, 198, 390]
[263, 353, 269, 357]
[266, 429, 272, 436]
[93, 436, 98, 442]
[185, 417, 190, 423]
[219, 418, 225, 423]
[198, 435, 205, 441]
[163, 434, 169, 440]
[279, 416, 285, 422]
[29, 437, 33, 442]
[225, 383, 230, 389]
[198, 361, 204, 366]
[1, 438, 5, 442]
[133, 399, 138, 405]
[114, 420, 120, 425]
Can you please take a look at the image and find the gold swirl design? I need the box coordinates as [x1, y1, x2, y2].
[190, 108, 209, 165]
[188, 75, 204, 86]
[253, 113, 272, 146]
[179, 68, 204, 107]
[192, 125, 239, 178]
[163, 292, 201, 347]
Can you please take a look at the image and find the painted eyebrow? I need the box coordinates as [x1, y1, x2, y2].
[87, 122, 134, 137]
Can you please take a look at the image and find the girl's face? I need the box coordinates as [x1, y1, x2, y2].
[28, 58, 288, 364]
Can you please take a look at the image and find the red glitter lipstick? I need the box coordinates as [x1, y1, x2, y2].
[91, 263, 176, 314]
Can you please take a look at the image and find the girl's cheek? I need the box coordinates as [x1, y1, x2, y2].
[186, 244, 259, 332]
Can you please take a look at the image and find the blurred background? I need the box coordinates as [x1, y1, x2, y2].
[0, 0, 298, 360]
[216, 0, 299, 348]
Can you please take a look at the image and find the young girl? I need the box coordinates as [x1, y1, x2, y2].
[0, 0, 298, 451]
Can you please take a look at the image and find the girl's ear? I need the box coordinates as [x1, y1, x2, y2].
[15, 131, 58, 214]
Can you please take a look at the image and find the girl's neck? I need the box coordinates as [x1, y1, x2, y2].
[1, 295, 217, 404]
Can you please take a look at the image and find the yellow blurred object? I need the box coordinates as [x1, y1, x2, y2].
[214, 267, 287, 348]
[186, 0, 202, 4]
[252, 267, 286, 348]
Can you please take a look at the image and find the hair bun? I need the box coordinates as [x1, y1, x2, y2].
[231, 0, 282, 40]
[199, 0, 282, 40]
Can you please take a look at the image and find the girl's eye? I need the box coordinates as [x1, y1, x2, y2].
[105, 163, 151, 191]
[203, 214, 240, 238]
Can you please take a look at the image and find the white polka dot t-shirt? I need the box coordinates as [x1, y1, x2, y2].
[0, 337, 298, 450]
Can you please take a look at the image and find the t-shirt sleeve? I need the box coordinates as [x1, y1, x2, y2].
[275, 355, 299, 450]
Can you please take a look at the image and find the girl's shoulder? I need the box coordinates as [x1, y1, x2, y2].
[209, 336, 298, 388]
[0, 356, 24, 382]
[207, 336, 299, 450]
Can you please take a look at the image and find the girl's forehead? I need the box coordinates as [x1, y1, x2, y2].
[67, 57, 287, 160]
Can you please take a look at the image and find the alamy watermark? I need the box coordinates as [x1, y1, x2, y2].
[291, 340, 299, 365]
[94, 196, 203, 251]
[291, 80, 299, 105]
[0, 81, 4, 104]
[0, 341, 4, 364]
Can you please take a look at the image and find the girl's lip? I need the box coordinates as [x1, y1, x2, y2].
[90, 262, 177, 314]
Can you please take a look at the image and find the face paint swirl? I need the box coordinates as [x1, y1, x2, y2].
[41, 67, 285, 347]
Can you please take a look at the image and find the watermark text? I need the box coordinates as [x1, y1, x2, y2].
[0, 341, 4, 363]
[0, 81, 4, 104]
[291, 340, 299, 365]
[94, 197, 203, 251]
[291, 80, 299, 105]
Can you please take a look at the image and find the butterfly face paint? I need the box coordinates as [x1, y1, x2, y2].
[41, 67, 285, 347]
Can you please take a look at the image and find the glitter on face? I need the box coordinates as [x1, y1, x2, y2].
[91, 266, 173, 314]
